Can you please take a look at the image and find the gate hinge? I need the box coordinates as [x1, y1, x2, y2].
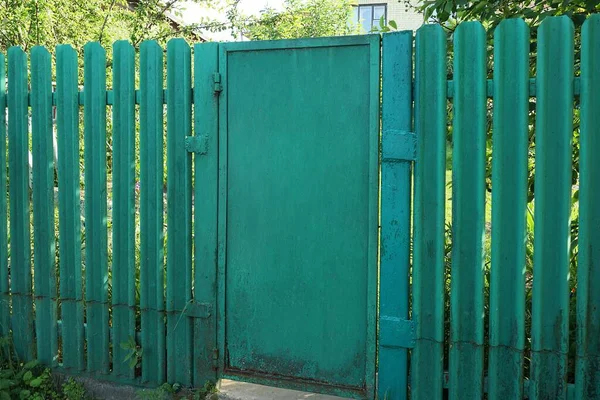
[379, 316, 415, 349]
[213, 72, 222, 93]
[212, 348, 219, 370]
[382, 130, 416, 162]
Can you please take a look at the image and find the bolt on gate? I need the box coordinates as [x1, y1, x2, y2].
[1, 13, 600, 400]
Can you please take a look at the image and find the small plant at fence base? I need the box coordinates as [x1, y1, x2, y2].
[0, 336, 90, 400]
[137, 381, 219, 400]
[62, 378, 89, 400]
[121, 335, 143, 370]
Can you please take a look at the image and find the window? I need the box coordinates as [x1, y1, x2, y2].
[352, 4, 387, 33]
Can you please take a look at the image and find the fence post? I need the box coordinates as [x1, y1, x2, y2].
[8, 46, 35, 361]
[488, 19, 529, 400]
[56, 44, 85, 372]
[577, 13, 600, 399]
[0, 53, 9, 340]
[166, 38, 193, 386]
[449, 22, 487, 400]
[139, 40, 166, 385]
[193, 42, 219, 387]
[31, 45, 58, 367]
[111, 40, 136, 380]
[530, 17, 574, 400]
[83, 42, 110, 375]
[378, 31, 414, 400]
[411, 24, 447, 400]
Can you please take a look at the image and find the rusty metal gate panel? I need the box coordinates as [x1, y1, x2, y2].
[216, 35, 380, 399]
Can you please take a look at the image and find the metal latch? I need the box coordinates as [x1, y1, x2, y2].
[379, 316, 415, 349]
[213, 72, 222, 93]
[185, 135, 208, 155]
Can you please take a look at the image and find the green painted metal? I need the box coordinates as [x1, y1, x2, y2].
[112, 40, 136, 380]
[192, 42, 219, 386]
[139, 40, 166, 385]
[7, 46, 35, 361]
[378, 31, 413, 400]
[166, 38, 193, 386]
[218, 35, 380, 399]
[31, 45, 58, 366]
[488, 19, 529, 400]
[450, 22, 486, 400]
[56, 44, 85, 371]
[411, 24, 447, 400]
[0, 53, 8, 339]
[3, 23, 600, 399]
[83, 42, 110, 374]
[577, 13, 600, 400]
[530, 16, 574, 400]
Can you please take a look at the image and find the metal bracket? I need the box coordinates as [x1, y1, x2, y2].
[382, 130, 416, 162]
[213, 72, 222, 93]
[184, 301, 212, 319]
[185, 135, 208, 155]
[379, 316, 415, 349]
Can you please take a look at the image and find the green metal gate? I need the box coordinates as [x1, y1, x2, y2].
[6, 14, 600, 400]
[214, 36, 381, 399]
[0, 34, 383, 398]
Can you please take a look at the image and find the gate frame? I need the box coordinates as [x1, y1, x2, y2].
[215, 34, 381, 399]
[378, 31, 415, 400]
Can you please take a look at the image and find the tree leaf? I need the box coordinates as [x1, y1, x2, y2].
[23, 360, 38, 370]
[22, 371, 32, 383]
[0, 379, 15, 390]
[389, 20, 398, 29]
[444, 1, 454, 14]
[0, 370, 13, 379]
[424, 7, 435, 20]
[29, 377, 43, 388]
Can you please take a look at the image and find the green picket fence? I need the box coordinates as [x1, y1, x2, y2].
[410, 15, 600, 400]
[0, 39, 203, 386]
[1, 14, 600, 400]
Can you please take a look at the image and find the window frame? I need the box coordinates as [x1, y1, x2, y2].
[352, 3, 388, 33]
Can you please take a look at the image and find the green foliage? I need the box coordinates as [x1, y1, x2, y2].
[0, 0, 217, 53]
[0, 337, 90, 399]
[194, 381, 218, 399]
[137, 383, 175, 400]
[136, 381, 218, 400]
[369, 16, 399, 33]
[230, 0, 358, 41]
[62, 378, 89, 400]
[120, 335, 143, 370]
[418, 0, 600, 30]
